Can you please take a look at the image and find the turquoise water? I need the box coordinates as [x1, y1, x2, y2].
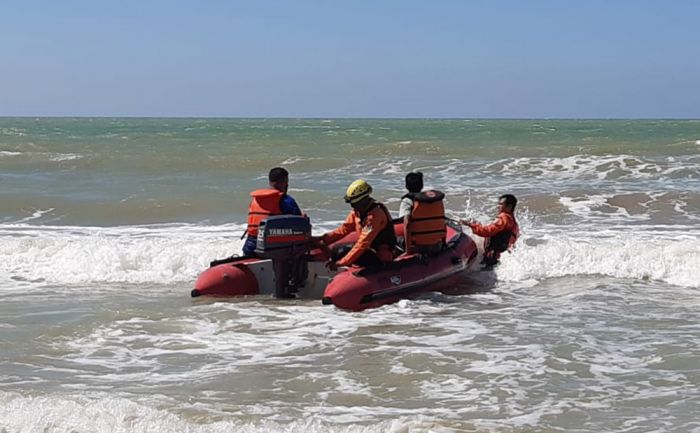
[2, 118, 699, 224]
[1, 118, 700, 433]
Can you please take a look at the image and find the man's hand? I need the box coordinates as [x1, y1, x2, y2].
[459, 218, 477, 227]
[312, 236, 332, 256]
[325, 259, 338, 271]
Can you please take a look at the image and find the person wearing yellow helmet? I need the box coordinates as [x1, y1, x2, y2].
[317, 180, 397, 270]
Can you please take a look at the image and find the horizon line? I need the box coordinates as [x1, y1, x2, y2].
[1, 115, 699, 121]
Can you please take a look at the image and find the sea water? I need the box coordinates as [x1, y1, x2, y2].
[1, 118, 699, 432]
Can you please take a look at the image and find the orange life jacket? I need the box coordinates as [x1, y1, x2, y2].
[482, 212, 519, 267]
[246, 189, 283, 237]
[404, 190, 446, 253]
[486, 213, 519, 252]
[364, 201, 397, 260]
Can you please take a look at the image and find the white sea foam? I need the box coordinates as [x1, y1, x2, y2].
[0, 223, 243, 287]
[453, 154, 698, 190]
[495, 227, 700, 288]
[558, 194, 651, 221]
[484, 154, 699, 182]
[315, 154, 700, 202]
[0, 150, 83, 161]
[288, 188, 316, 192]
[282, 156, 303, 164]
[4, 273, 698, 431]
[48, 152, 83, 161]
[26, 293, 696, 430]
[0, 392, 458, 433]
[0, 150, 23, 156]
[0, 127, 26, 136]
[13, 208, 56, 223]
[0, 222, 339, 289]
[1, 222, 698, 289]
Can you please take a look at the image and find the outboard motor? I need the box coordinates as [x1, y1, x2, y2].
[255, 215, 312, 298]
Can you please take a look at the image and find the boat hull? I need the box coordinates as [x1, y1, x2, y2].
[322, 232, 478, 311]
[192, 223, 478, 309]
[191, 258, 262, 297]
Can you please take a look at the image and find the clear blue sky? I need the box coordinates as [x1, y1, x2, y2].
[1, 0, 698, 118]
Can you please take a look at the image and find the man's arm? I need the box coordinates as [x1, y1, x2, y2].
[336, 209, 386, 266]
[322, 211, 356, 245]
[280, 195, 302, 215]
[398, 197, 413, 218]
[467, 214, 508, 238]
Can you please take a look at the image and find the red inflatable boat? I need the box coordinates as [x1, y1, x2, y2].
[192, 216, 478, 311]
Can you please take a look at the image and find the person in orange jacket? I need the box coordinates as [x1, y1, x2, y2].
[460, 194, 520, 268]
[317, 180, 396, 270]
[242, 167, 302, 256]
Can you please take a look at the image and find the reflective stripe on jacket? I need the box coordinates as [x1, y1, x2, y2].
[323, 201, 396, 266]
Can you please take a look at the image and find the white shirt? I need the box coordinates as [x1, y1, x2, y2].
[398, 196, 414, 218]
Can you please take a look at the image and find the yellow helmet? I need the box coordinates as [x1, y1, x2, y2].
[344, 179, 372, 204]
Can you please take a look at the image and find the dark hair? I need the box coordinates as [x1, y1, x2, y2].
[405, 172, 423, 193]
[499, 194, 517, 210]
[268, 167, 289, 183]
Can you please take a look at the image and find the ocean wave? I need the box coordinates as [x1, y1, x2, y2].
[425, 154, 700, 190]
[0, 150, 84, 162]
[48, 153, 83, 162]
[0, 150, 23, 156]
[0, 223, 238, 286]
[0, 127, 27, 136]
[495, 228, 700, 288]
[281, 156, 304, 165]
[0, 222, 698, 289]
[280, 156, 332, 166]
[12, 208, 56, 224]
[483, 154, 700, 182]
[297, 154, 700, 200]
[4, 292, 697, 431]
[0, 392, 464, 433]
[0, 222, 340, 287]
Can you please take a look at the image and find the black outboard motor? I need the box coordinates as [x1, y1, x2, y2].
[255, 215, 312, 298]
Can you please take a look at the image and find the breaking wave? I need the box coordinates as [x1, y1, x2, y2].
[1, 222, 698, 289]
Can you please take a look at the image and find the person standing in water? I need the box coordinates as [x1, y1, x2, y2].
[461, 194, 520, 268]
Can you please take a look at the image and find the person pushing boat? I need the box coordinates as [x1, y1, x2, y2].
[460, 194, 520, 268]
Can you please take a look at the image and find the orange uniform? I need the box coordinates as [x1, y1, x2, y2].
[468, 211, 519, 265]
[322, 202, 395, 267]
[468, 211, 519, 246]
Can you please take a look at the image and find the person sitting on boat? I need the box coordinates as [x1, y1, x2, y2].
[460, 194, 520, 268]
[398, 171, 423, 218]
[242, 167, 302, 256]
[403, 189, 447, 256]
[396, 171, 447, 255]
[317, 180, 396, 271]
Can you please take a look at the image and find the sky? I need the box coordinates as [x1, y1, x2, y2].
[1, 0, 699, 118]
